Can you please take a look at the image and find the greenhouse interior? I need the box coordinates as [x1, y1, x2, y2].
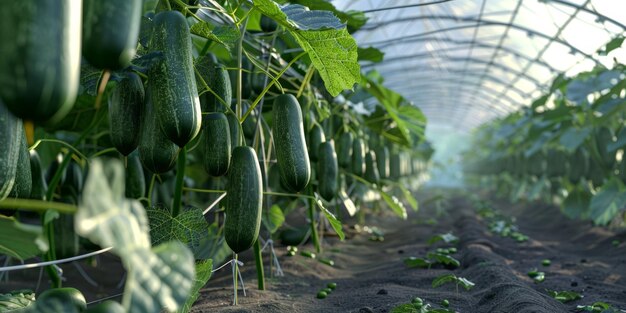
[0, 0, 625, 312]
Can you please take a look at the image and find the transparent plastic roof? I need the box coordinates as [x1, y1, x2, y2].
[333, 0, 626, 132]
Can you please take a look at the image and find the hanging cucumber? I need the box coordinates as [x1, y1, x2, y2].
[0, 1, 81, 123]
[138, 84, 178, 174]
[226, 112, 242, 150]
[318, 141, 338, 201]
[364, 151, 380, 183]
[337, 132, 353, 169]
[148, 10, 201, 147]
[82, 0, 142, 69]
[196, 53, 232, 113]
[125, 151, 146, 199]
[351, 138, 365, 176]
[108, 72, 145, 156]
[308, 124, 326, 162]
[29, 150, 48, 201]
[225, 147, 263, 253]
[203, 113, 231, 177]
[272, 94, 311, 192]
[376, 146, 390, 179]
[0, 103, 23, 200]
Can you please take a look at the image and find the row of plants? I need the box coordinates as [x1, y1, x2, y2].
[463, 36, 626, 226]
[0, 0, 432, 312]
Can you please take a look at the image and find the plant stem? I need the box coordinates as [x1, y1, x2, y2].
[233, 252, 239, 305]
[172, 147, 187, 218]
[253, 239, 265, 290]
[0, 199, 77, 214]
[308, 197, 321, 253]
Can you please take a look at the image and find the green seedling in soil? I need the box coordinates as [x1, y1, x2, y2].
[319, 258, 334, 266]
[435, 247, 457, 255]
[428, 232, 459, 245]
[316, 291, 327, 299]
[441, 299, 449, 307]
[322, 288, 332, 294]
[432, 274, 475, 293]
[548, 290, 583, 303]
[489, 220, 529, 242]
[327, 283, 337, 290]
[404, 252, 461, 269]
[612, 240, 621, 247]
[542, 259, 551, 266]
[300, 251, 316, 259]
[576, 301, 624, 312]
[527, 269, 545, 283]
[391, 297, 456, 313]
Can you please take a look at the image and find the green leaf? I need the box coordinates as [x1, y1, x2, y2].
[251, 0, 360, 96]
[338, 189, 357, 216]
[426, 252, 461, 268]
[0, 216, 48, 261]
[456, 277, 476, 290]
[262, 204, 285, 234]
[0, 290, 35, 311]
[175, 259, 213, 313]
[432, 274, 457, 288]
[189, 22, 240, 50]
[76, 159, 195, 313]
[379, 190, 407, 219]
[403, 257, 431, 268]
[562, 187, 591, 219]
[427, 233, 459, 245]
[390, 304, 420, 313]
[146, 206, 210, 256]
[548, 290, 583, 303]
[607, 127, 626, 152]
[287, 0, 368, 33]
[358, 46, 384, 63]
[315, 197, 345, 240]
[398, 185, 418, 211]
[589, 178, 626, 225]
[22, 292, 81, 313]
[598, 36, 624, 55]
[559, 127, 592, 152]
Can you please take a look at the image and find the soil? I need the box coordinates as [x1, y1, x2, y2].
[2, 193, 625, 312]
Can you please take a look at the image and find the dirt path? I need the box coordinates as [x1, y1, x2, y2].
[193, 196, 626, 312]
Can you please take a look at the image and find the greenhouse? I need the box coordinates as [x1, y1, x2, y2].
[0, 0, 625, 312]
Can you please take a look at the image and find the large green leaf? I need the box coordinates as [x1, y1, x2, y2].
[251, 0, 360, 96]
[287, 0, 368, 33]
[176, 259, 213, 313]
[146, 206, 209, 256]
[357, 46, 384, 63]
[598, 36, 624, 55]
[589, 178, 626, 225]
[0, 216, 48, 261]
[379, 190, 407, 219]
[559, 127, 592, 152]
[315, 196, 345, 240]
[189, 22, 240, 50]
[262, 204, 285, 234]
[76, 159, 195, 313]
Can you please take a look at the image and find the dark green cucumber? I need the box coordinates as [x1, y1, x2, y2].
[546, 149, 566, 178]
[595, 127, 616, 169]
[82, 0, 142, 69]
[0, 1, 80, 123]
[125, 151, 146, 199]
[337, 132, 353, 169]
[203, 113, 231, 176]
[318, 141, 338, 201]
[308, 124, 326, 162]
[9, 132, 32, 199]
[148, 10, 201, 147]
[225, 146, 263, 253]
[195, 53, 231, 113]
[260, 15, 278, 33]
[242, 103, 258, 139]
[351, 138, 365, 176]
[108, 72, 144, 156]
[376, 146, 390, 179]
[29, 150, 47, 200]
[0, 103, 23, 200]
[364, 151, 380, 183]
[272, 94, 311, 192]
[226, 112, 242, 149]
[138, 84, 178, 174]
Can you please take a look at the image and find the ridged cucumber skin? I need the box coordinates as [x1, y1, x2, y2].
[108, 72, 144, 156]
[203, 113, 231, 177]
[351, 138, 365, 176]
[0, 1, 81, 123]
[376, 147, 390, 179]
[337, 132, 353, 169]
[29, 150, 48, 200]
[82, 0, 142, 69]
[0, 104, 23, 200]
[225, 146, 263, 253]
[226, 112, 242, 149]
[196, 53, 231, 113]
[308, 124, 326, 162]
[9, 132, 32, 199]
[317, 141, 338, 201]
[138, 84, 179, 174]
[148, 11, 201, 147]
[272, 94, 311, 192]
[364, 151, 380, 183]
[125, 151, 146, 199]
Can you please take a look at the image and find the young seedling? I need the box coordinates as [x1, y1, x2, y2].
[541, 259, 551, 266]
[390, 296, 456, 313]
[527, 268, 545, 283]
[576, 301, 623, 312]
[547, 290, 583, 303]
[428, 233, 459, 245]
[432, 274, 475, 293]
[404, 252, 461, 270]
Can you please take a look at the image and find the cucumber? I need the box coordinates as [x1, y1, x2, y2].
[203, 113, 231, 176]
[8, 132, 32, 199]
[351, 138, 365, 176]
[29, 150, 48, 200]
[308, 124, 326, 162]
[364, 151, 380, 183]
[0, 104, 23, 200]
[337, 132, 353, 168]
[125, 151, 146, 199]
[242, 103, 258, 139]
[148, 10, 201, 147]
[317, 141, 338, 201]
[138, 84, 179, 174]
[108, 72, 144, 156]
[272, 94, 311, 192]
[0, 1, 81, 123]
[225, 146, 263, 253]
[376, 146, 390, 179]
[82, 0, 142, 69]
[195, 53, 231, 113]
[226, 112, 242, 149]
